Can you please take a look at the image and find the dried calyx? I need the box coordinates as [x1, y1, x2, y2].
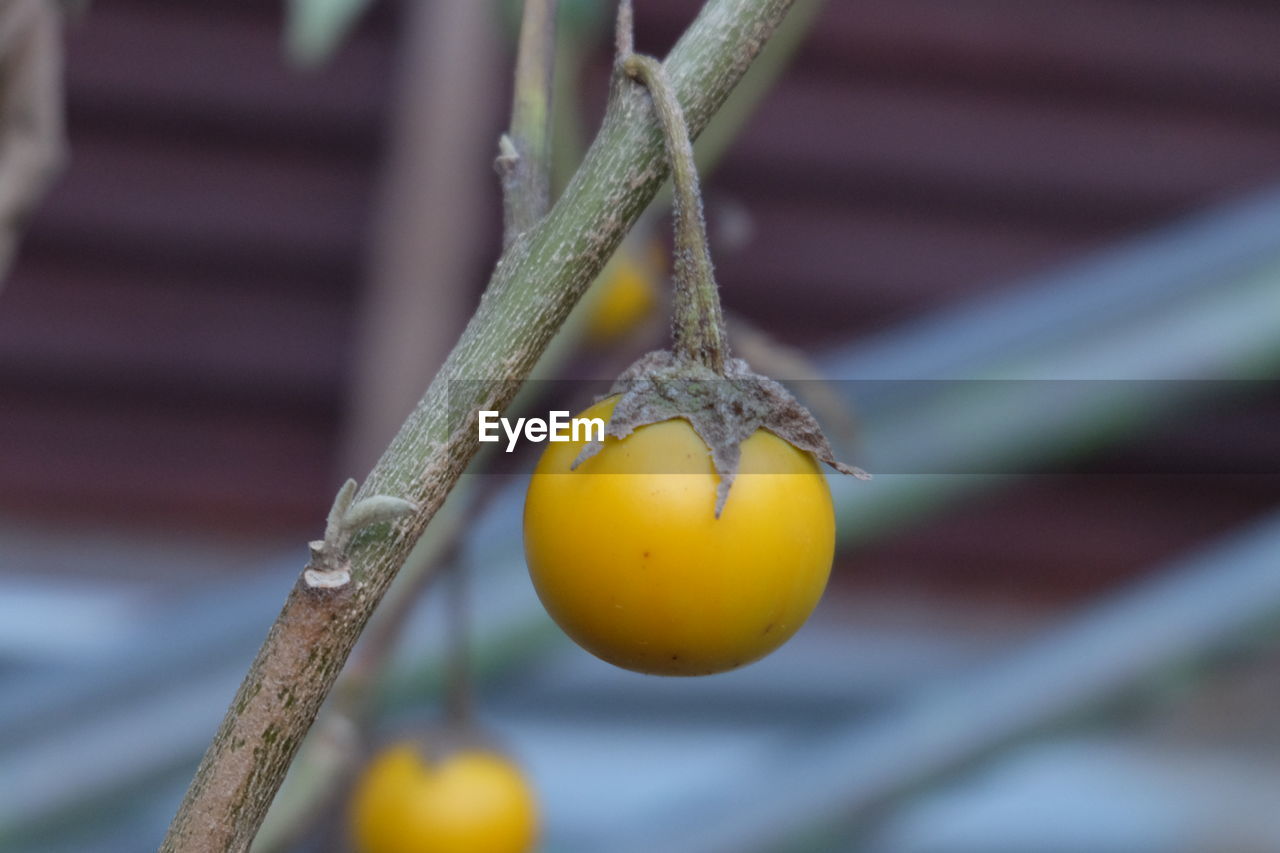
[573, 351, 869, 515]
[582, 4, 867, 517]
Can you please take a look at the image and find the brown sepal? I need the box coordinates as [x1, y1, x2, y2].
[572, 351, 869, 516]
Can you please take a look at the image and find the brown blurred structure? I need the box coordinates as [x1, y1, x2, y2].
[0, 0, 1278, 597]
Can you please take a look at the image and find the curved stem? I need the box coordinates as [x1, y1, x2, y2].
[622, 52, 729, 374]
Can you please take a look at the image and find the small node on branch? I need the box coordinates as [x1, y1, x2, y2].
[495, 133, 520, 179]
[305, 479, 417, 589]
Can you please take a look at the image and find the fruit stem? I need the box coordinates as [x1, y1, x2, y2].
[444, 558, 474, 728]
[618, 10, 729, 374]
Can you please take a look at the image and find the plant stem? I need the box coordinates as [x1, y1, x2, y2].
[499, 0, 558, 245]
[160, 2, 798, 849]
[443, 557, 473, 728]
[327, 482, 473, 722]
[0, 0, 67, 291]
[690, 0, 825, 177]
[622, 49, 728, 373]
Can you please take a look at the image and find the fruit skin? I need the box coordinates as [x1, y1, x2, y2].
[523, 396, 835, 676]
[349, 744, 538, 853]
[583, 250, 659, 343]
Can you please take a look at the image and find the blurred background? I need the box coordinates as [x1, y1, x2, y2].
[2, 1, 1280, 851]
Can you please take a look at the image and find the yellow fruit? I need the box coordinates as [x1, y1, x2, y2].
[350, 744, 537, 853]
[584, 251, 659, 343]
[523, 396, 835, 676]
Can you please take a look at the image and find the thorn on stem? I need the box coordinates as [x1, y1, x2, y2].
[495, 133, 520, 177]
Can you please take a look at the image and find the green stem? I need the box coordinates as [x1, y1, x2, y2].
[623, 50, 729, 374]
[691, 0, 825, 177]
[443, 558, 473, 728]
[500, 0, 559, 244]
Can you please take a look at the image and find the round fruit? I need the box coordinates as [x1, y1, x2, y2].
[523, 396, 835, 676]
[584, 251, 659, 343]
[350, 743, 537, 853]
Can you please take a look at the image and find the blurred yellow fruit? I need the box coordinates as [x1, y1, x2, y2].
[584, 246, 660, 343]
[350, 743, 537, 853]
